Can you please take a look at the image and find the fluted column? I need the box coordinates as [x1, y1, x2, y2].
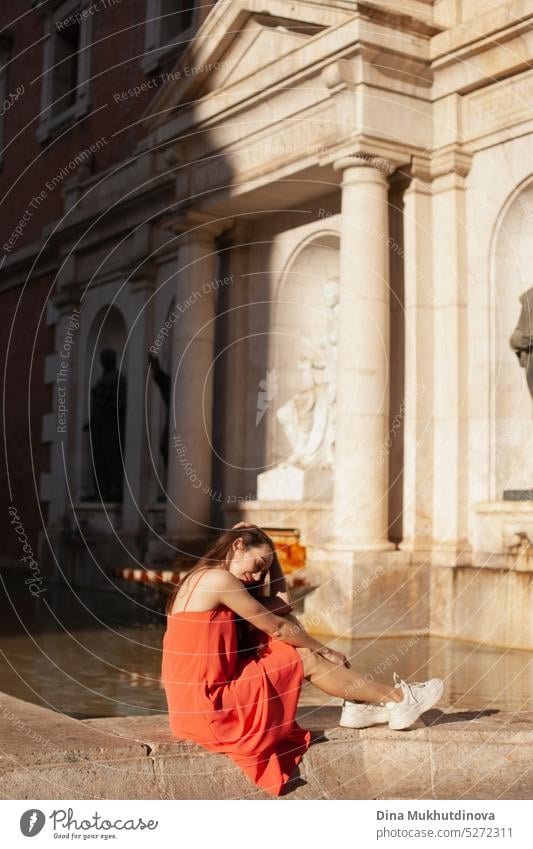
[331, 156, 395, 550]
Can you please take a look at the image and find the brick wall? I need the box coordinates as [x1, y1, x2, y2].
[0, 1, 211, 561]
[1, 273, 54, 564]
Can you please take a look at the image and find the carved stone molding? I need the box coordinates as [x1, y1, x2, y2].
[161, 210, 234, 241]
[431, 144, 473, 181]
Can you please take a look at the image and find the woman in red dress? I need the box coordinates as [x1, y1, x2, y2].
[161, 522, 443, 796]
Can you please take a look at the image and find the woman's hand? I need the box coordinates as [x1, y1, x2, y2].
[316, 646, 351, 667]
[232, 521, 256, 530]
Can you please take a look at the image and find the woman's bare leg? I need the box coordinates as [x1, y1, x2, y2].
[298, 649, 402, 704]
[280, 611, 402, 705]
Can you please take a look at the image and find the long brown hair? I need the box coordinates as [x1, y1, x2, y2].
[164, 525, 282, 658]
[165, 525, 279, 613]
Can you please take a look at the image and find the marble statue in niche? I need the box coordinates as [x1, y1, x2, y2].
[276, 355, 329, 468]
[276, 277, 339, 469]
[509, 286, 533, 401]
[505, 286, 533, 500]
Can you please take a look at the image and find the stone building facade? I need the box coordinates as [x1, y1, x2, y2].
[0, 0, 216, 565]
[3, 1, 533, 648]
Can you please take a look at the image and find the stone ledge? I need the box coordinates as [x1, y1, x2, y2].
[0, 693, 148, 768]
[1, 693, 532, 799]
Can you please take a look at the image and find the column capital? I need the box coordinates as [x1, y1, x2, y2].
[333, 153, 392, 184]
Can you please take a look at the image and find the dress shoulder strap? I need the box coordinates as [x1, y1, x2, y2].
[182, 569, 210, 611]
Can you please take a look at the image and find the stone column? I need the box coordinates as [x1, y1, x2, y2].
[165, 221, 221, 543]
[331, 156, 395, 551]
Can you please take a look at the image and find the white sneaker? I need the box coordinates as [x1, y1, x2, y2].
[339, 700, 390, 729]
[386, 671, 444, 730]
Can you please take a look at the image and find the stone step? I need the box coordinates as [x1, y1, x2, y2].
[1, 691, 532, 799]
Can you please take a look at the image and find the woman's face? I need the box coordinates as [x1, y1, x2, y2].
[227, 540, 273, 584]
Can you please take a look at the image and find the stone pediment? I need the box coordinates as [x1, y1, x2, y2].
[145, 0, 341, 122]
[200, 16, 309, 92]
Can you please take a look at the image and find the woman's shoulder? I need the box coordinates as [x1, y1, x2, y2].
[180, 566, 240, 593]
[170, 567, 262, 618]
[169, 568, 223, 614]
[199, 567, 241, 590]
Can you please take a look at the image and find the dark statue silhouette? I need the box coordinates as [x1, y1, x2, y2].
[509, 287, 533, 401]
[148, 352, 170, 471]
[82, 347, 127, 502]
[506, 287, 533, 500]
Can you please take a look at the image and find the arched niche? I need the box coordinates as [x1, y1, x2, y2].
[80, 305, 128, 500]
[269, 231, 340, 468]
[492, 178, 533, 494]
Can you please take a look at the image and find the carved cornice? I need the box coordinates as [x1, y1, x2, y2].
[354, 1, 442, 38]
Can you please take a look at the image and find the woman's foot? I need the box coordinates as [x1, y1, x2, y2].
[386, 672, 444, 730]
[339, 700, 390, 728]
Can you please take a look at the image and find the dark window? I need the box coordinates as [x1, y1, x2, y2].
[159, 0, 194, 43]
[51, 18, 81, 116]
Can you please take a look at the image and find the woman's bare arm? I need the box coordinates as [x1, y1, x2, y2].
[212, 569, 323, 651]
[260, 595, 294, 614]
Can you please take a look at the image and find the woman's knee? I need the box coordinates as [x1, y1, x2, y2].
[295, 646, 316, 678]
[295, 646, 312, 657]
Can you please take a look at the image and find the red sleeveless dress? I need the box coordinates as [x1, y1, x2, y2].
[161, 570, 312, 796]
